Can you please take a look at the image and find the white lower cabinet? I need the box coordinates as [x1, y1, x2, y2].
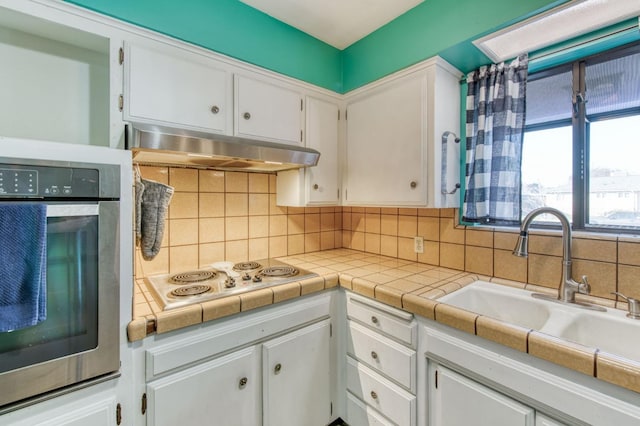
[5, 395, 118, 426]
[263, 319, 332, 426]
[346, 392, 394, 426]
[344, 292, 417, 426]
[142, 293, 335, 426]
[428, 363, 534, 426]
[147, 346, 260, 426]
[422, 321, 640, 426]
[536, 413, 568, 426]
[347, 357, 416, 426]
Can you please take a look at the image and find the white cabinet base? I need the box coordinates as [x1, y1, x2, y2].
[263, 319, 332, 426]
[146, 346, 261, 426]
[429, 363, 534, 426]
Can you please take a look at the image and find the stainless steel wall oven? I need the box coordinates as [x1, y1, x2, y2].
[0, 156, 121, 409]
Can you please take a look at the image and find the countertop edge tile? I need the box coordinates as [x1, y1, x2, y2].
[126, 318, 148, 342]
[272, 282, 302, 304]
[402, 293, 438, 320]
[351, 277, 377, 298]
[528, 331, 596, 377]
[434, 303, 477, 335]
[475, 316, 530, 353]
[240, 288, 274, 311]
[155, 304, 203, 334]
[300, 276, 325, 295]
[373, 285, 404, 309]
[202, 296, 241, 322]
[597, 352, 640, 394]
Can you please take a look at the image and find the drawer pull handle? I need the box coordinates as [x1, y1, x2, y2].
[274, 363, 282, 374]
[370, 390, 378, 400]
[239, 377, 248, 388]
[210, 105, 220, 114]
[243, 112, 251, 120]
[371, 351, 378, 360]
[371, 316, 379, 324]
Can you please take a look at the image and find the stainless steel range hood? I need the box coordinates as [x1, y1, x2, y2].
[126, 123, 320, 172]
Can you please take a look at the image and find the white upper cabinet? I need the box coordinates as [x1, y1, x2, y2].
[344, 57, 462, 208]
[124, 42, 231, 134]
[277, 95, 340, 206]
[305, 96, 340, 203]
[234, 74, 304, 145]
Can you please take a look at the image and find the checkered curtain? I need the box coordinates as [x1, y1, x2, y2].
[462, 54, 528, 225]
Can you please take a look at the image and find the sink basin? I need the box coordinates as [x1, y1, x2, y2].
[558, 312, 640, 361]
[439, 281, 552, 330]
[439, 280, 640, 362]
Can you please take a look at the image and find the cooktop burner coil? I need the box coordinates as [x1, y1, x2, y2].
[170, 284, 212, 297]
[170, 270, 218, 284]
[233, 261, 262, 271]
[260, 266, 298, 278]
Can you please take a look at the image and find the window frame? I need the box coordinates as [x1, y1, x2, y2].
[521, 41, 640, 233]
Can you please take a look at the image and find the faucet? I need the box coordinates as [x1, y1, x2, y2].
[512, 207, 590, 304]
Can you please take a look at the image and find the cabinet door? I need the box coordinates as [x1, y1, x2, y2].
[276, 96, 340, 206]
[126, 43, 229, 133]
[263, 319, 332, 426]
[146, 346, 260, 426]
[536, 413, 569, 426]
[306, 96, 340, 204]
[345, 72, 426, 206]
[8, 396, 116, 426]
[430, 364, 535, 426]
[235, 75, 302, 145]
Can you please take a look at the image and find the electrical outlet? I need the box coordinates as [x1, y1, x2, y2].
[414, 236, 424, 254]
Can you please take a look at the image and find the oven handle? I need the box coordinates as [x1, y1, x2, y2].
[46, 204, 99, 217]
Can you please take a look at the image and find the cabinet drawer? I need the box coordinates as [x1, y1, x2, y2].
[347, 357, 416, 426]
[347, 321, 416, 391]
[346, 391, 394, 426]
[346, 292, 416, 347]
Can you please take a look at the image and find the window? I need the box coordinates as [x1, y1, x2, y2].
[521, 42, 640, 229]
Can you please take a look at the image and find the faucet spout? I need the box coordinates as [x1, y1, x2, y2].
[512, 207, 588, 303]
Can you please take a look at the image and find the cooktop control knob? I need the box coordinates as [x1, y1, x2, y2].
[242, 273, 251, 281]
[252, 275, 262, 283]
[225, 277, 236, 288]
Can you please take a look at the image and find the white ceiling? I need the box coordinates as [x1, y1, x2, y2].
[239, 0, 425, 50]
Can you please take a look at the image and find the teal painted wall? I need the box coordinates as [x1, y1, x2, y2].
[64, 0, 343, 92]
[69, 0, 618, 93]
[341, 0, 567, 92]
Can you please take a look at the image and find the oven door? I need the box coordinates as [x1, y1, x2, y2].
[0, 202, 120, 409]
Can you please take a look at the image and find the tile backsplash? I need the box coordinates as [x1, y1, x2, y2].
[135, 166, 342, 279]
[136, 166, 640, 302]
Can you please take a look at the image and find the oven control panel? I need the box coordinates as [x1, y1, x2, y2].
[0, 164, 99, 198]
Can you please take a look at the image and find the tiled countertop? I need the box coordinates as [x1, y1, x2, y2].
[128, 248, 640, 395]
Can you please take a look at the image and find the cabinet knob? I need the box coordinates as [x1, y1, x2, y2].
[313, 184, 319, 190]
[210, 105, 220, 114]
[370, 390, 378, 400]
[371, 351, 378, 360]
[243, 112, 251, 120]
[239, 377, 248, 388]
[410, 181, 417, 188]
[274, 363, 282, 374]
[371, 316, 378, 324]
